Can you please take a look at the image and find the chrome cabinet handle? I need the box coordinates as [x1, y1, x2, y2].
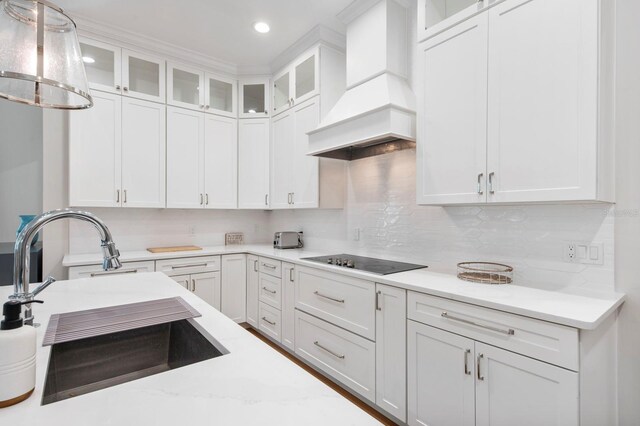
[205, 193, 209, 205]
[205, 105, 210, 110]
[265, 194, 269, 206]
[200, 193, 204, 205]
[123, 189, 127, 204]
[123, 87, 129, 92]
[192, 279, 196, 292]
[116, 189, 120, 203]
[488, 172, 495, 194]
[254, 260, 258, 272]
[477, 173, 484, 195]
[441, 312, 515, 335]
[291, 192, 294, 205]
[115, 84, 121, 90]
[375, 290, 382, 311]
[477, 354, 484, 381]
[262, 316, 276, 326]
[262, 263, 277, 269]
[262, 286, 277, 294]
[90, 268, 138, 277]
[314, 341, 345, 359]
[171, 263, 208, 270]
[314, 291, 345, 303]
[289, 268, 294, 282]
[287, 193, 291, 204]
[199, 104, 205, 109]
[464, 349, 471, 375]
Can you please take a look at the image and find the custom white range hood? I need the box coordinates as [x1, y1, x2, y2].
[307, 0, 416, 160]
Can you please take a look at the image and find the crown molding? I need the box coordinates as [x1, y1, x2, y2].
[73, 14, 239, 77]
[337, 0, 410, 25]
[269, 24, 346, 73]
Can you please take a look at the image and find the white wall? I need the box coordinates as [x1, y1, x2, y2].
[614, 0, 640, 423]
[0, 99, 43, 242]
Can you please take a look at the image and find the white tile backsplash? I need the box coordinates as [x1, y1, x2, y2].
[69, 149, 614, 292]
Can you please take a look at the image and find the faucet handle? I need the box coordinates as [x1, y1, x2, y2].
[32, 276, 56, 297]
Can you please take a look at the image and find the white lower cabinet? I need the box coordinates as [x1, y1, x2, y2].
[221, 254, 247, 323]
[68, 260, 155, 279]
[259, 301, 282, 343]
[170, 271, 221, 310]
[281, 262, 296, 350]
[408, 320, 579, 426]
[246, 255, 260, 327]
[295, 310, 376, 402]
[375, 284, 407, 422]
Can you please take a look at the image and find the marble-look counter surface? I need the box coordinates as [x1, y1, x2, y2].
[63, 244, 625, 330]
[0, 273, 380, 426]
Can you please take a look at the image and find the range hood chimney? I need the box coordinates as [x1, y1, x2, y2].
[307, 0, 415, 160]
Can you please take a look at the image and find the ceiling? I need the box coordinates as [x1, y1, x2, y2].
[55, 0, 352, 68]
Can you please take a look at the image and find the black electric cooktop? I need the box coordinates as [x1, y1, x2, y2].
[302, 254, 427, 275]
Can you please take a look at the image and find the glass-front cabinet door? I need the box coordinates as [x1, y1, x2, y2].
[239, 78, 270, 118]
[293, 51, 318, 105]
[79, 38, 121, 94]
[167, 62, 205, 111]
[272, 70, 291, 116]
[122, 50, 165, 103]
[205, 73, 236, 118]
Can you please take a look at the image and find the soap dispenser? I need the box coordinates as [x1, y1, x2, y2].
[0, 300, 41, 408]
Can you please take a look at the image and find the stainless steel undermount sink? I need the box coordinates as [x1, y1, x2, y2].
[42, 318, 228, 405]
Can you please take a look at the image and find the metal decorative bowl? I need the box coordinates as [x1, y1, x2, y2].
[457, 262, 513, 285]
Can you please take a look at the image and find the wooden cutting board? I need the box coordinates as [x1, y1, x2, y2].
[146, 245, 202, 253]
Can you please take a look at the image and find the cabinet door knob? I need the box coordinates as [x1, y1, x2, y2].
[123, 87, 129, 92]
[205, 105, 210, 110]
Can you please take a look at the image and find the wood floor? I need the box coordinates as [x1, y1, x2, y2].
[245, 326, 398, 426]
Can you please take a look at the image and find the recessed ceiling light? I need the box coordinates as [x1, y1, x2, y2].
[254, 22, 270, 34]
[82, 56, 95, 64]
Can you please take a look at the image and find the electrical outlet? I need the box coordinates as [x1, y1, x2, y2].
[225, 232, 244, 245]
[564, 242, 604, 265]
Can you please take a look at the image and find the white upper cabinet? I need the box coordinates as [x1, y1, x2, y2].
[417, 0, 488, 43]
[121, 98, 166, 208]
[80, 38, 165, 103]
[272, 48, 319, 116]
[239, 78, 270, 118]
[79, 38, 122, 95]
[121, 49, 166, 103]
[485, 0, 599, 203]
[205, 73, 237, 118]
[166, 106, 204, 209]
[291, 99, 321, 208]
[203, 114, 238, 208]
[270, 111, 295, 209]
[69, 91, 122, 207]
[417, 0, 613, 205]
[417, 13, 488, 205]
[238, 118, 270, 209]
[167, 62, 205, 111]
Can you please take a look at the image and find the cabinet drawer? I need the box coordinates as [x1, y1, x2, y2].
[295, 310, 375, 402]
[259, 257, 282, 278]
[295, 266, 375, 340]
[408, 291, 579, 370]
[259, 302, 282, 343]
[68, 261, 155, 279]
[259, 273, 282, 310]
[156, 256, 220, 276]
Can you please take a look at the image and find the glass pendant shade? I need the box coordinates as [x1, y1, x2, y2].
[0, 0, 92, 109]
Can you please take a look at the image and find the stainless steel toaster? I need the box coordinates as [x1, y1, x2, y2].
[273, 231, 303, 249]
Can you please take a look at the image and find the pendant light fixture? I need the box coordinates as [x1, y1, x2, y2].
[0, 0, 92, 109]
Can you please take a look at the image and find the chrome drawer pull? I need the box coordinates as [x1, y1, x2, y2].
[464, 349, 471, 375]
[171, 263, 208, 270]
[262, 263, 277, 269]
[289, 269, 294, 282]
[441, 312, 515, 336]
[262, 287, 277, 294]
[254, 260, 258, 272]
[477, 353, 484, 381]
[261, 317, 276, 326]
[376, 290, 382, 311]
[314, 341, 345, 359]
[314, 291, 345, 303]
[90, 268, 138, 277]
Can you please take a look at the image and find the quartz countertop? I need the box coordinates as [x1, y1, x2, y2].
[0, 273, 380, 425]
[62, 244, 625, 330]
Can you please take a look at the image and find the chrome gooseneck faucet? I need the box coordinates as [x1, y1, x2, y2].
[10, 209, 122, 325]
